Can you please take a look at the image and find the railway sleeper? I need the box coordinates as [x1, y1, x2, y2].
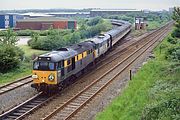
[21, 107, 31, 110]
[66, 104, 79, 109]
[16, 109, 27, 113]
[29, 102, 39, 105]
[7, 115, 17, 119]
[23, 104, 34, 108]
[79, 93, 92, 98]
[12, 112, 23, 116]
[63, 107, 76, 112]
[69, 102, 81, 107]
[73, 97, 86, 102]
[78, 95, 90, 99]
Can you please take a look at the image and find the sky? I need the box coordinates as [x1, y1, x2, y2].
[0, 0, 179, 11]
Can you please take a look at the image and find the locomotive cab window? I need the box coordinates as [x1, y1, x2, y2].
[33, 62, 55, 71]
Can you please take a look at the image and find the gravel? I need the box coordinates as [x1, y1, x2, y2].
[0, 83, 37, 114]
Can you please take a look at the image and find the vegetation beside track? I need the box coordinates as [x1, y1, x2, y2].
[96, 7, 180, 120]
[96, 32, 180, 120]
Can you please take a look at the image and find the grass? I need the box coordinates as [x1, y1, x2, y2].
[19, 45, 48, 58]
[147, 20, 169, 31]
[0, 45, 48, 85]
[0, 62, 31, 85]
[96, 32, 180, 119]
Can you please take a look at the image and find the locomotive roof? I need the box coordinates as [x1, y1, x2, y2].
[36, 48, 77, 62]
[90, 34, 110, 44]
[67, 41, 94, 53]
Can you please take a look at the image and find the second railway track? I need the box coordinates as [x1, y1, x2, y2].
[0, 76, 32, 95]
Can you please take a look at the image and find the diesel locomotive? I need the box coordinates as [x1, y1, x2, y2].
[31, 20, 132, 92]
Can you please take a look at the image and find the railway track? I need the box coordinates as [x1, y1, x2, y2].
[0, 92, 56, 120]
[0, 76, 32, 95]
[41, 23, 173, 120]
[0, 22, 172, 120]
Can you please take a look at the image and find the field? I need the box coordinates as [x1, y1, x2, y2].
[96, 34, 180, 120]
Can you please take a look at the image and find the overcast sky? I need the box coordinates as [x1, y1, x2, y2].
[0, 0, 179, 11]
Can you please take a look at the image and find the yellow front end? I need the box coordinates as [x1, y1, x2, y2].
[32, 70, 57, 85]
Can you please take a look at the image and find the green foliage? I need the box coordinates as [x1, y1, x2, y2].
[171, 27, 180, 38]
[142, 97, 180, 120]
[0, 44, 24, 73]
[167, 36, 177, 44]
[0, 29, 18, 45]
[141, 63, 180, 120]
[172, 7, 180, 28]
[0, 62, 31, 84]
[0, 28, 24, 73]
[166, 46, 180, 61]
[87, 17, 103, 26]
[28, 18, 112, 50]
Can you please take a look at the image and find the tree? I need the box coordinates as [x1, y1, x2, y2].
[172, 7, 180, 28]
[0, 28, 19, 45]
[172, 7, 180, 38]
[0, 28, 24, 73]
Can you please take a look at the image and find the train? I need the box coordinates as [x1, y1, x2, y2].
[31, 20, 132, 92]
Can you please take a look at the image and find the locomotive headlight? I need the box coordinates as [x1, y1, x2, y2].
[32, 74, 38, 79]
[48, 73, 55, 81]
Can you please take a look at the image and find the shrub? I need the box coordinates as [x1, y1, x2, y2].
[0, 45, 24, 73]
[166, 47, 180, 61]
[142, 97, 180, 120]
[167, 36, 177, 44]
[171, 28, 180, 38]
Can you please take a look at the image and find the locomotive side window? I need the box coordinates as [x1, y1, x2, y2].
[49, 63, 55, 70]
[33, 62, 39, 70]
[67, 59, 71, 65]
[57, 61, 63, 70]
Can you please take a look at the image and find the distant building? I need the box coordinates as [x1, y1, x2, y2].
[16, 17, 77, 30]
[135, 17, 147, 30]
[0, 14, 24, 29]
[49, 12, 90, 18]
[90, 9, 141, 17]
[21, 12, 54, 18]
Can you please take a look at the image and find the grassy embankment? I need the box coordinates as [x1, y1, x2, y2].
[0, 45, 47, 85]
[96, 33, 180, 119]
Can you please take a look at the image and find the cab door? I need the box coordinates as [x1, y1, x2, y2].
[72, 57, 75, 70]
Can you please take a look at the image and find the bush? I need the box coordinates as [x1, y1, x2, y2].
[171, 28, 180, 38]
[142, 97, 180, 120]
[166, 46, 180, 61]
[0, 45, 24, 73]
[167, 36, 178, 44]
